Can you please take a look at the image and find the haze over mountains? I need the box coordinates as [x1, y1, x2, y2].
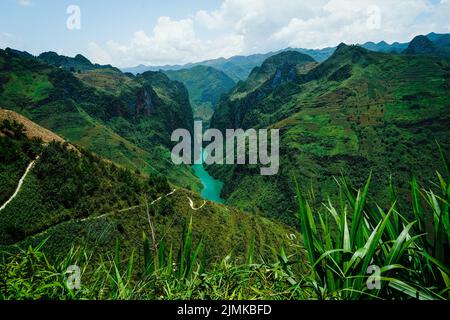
[121, 32, 450, 80]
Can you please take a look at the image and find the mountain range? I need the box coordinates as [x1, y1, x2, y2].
[208, 37, 450, 224]
[0, 110, 293, 263]
[0, 47, 203, 191]
[1, 31, 450, 295]
[121, 32, 450, 81]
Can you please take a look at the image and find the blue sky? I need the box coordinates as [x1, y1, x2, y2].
[1, 0, 449, 67]
[0, 0, 221, 57]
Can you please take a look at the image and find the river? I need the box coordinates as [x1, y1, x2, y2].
[192, 149, 225, 204]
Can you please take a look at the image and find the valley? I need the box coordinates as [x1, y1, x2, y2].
[208, 37, 450, 225]
[0, 30, 449, 300]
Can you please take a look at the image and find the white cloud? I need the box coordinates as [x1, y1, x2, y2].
[87, 0, 450, 67]
[0, 32, 23, 50]
[87, 42, 112, 65]
[89, 16, 244, 67]
[18, 0, 31, 6]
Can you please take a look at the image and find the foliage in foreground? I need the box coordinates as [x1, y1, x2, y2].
[295, 146, 450, 300]
[1, 161, 449, 300]
[0, 221, 302, 300]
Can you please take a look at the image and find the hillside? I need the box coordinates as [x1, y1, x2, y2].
[403, 35, 450, 58]
[211, 51, 318, 130]
[0, 108, 69, 146]
[0, 116, 297, 265]
[164, 66, 236, 122]
[0, 48, 201, 191]
[209, 44, 450, 225]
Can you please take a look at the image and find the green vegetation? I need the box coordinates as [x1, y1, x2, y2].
[0, 48, 201, 191]
[0, 119, 39, 205]
[2, 33, 450, 301]
[0, 223, 299, 300]
[38, 51, 120, 73]
[164, 66, 235, 122]
[0, 119, 169, 245]
[295, 166, 450, 299]
[209, 45, 450, 226]
[1, 163, 448, 300]
[0, 119, 295, 272]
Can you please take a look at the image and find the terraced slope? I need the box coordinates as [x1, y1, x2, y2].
[209, 45, 450, 225]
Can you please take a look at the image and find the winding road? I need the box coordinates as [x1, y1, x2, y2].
[0, 156, 39, 212]
[2, 155, 213, 245]
[187, 197, 207, 210]
[10, 186, 211, 245]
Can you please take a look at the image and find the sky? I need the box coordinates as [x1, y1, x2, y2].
[1, 0, 449, 68]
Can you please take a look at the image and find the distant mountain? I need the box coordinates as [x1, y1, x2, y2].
[209, 44, 450, 225]
[360, 40, 409, 53]
[426, 32, 450, 48]
[122, 47, 335, 81]
[164, 65, 236, 122]
[403, 35, 439, 55]
[3, 48, 34, 59]
[403, 34, 450, 57]
[122, 33, 450, 84]
[359, 32, 450, 57]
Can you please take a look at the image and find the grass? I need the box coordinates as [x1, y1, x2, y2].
[1, 161, 449, 300]
[294, 149, 450, 299]
[0, 220, 299, 300]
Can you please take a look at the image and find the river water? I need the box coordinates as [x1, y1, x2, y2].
[192, 149, 225, 203]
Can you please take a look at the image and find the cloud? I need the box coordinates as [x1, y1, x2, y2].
[0, 32, 22, 50]
[87, 0, 450, 67]
[195, 0, 450, 50]
[89, 16, 244, 67]
[87, 42, 112, 65]
[18, 0, 31, 6]
[269, 0, 445, 48]
[194, 0, 325, 52]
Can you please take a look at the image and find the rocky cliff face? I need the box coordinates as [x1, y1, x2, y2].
[0, 48, 200, 190]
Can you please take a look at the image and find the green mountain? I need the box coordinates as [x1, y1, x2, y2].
[164, 66, 236, 122]
[122, 33, 450, 84]
[211, 51, 317, 130]
[38, 51, 120, 73]
[360, 40, 408, 53]
[122, 47, 335, 81]
[0, 114, 294, 264]
[425, 32, 450, 49]
[209, 44, 450, 225]
[0, 48, 201, 190]
[403, 35, 450, 58]
[1, 36, 450, 300]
